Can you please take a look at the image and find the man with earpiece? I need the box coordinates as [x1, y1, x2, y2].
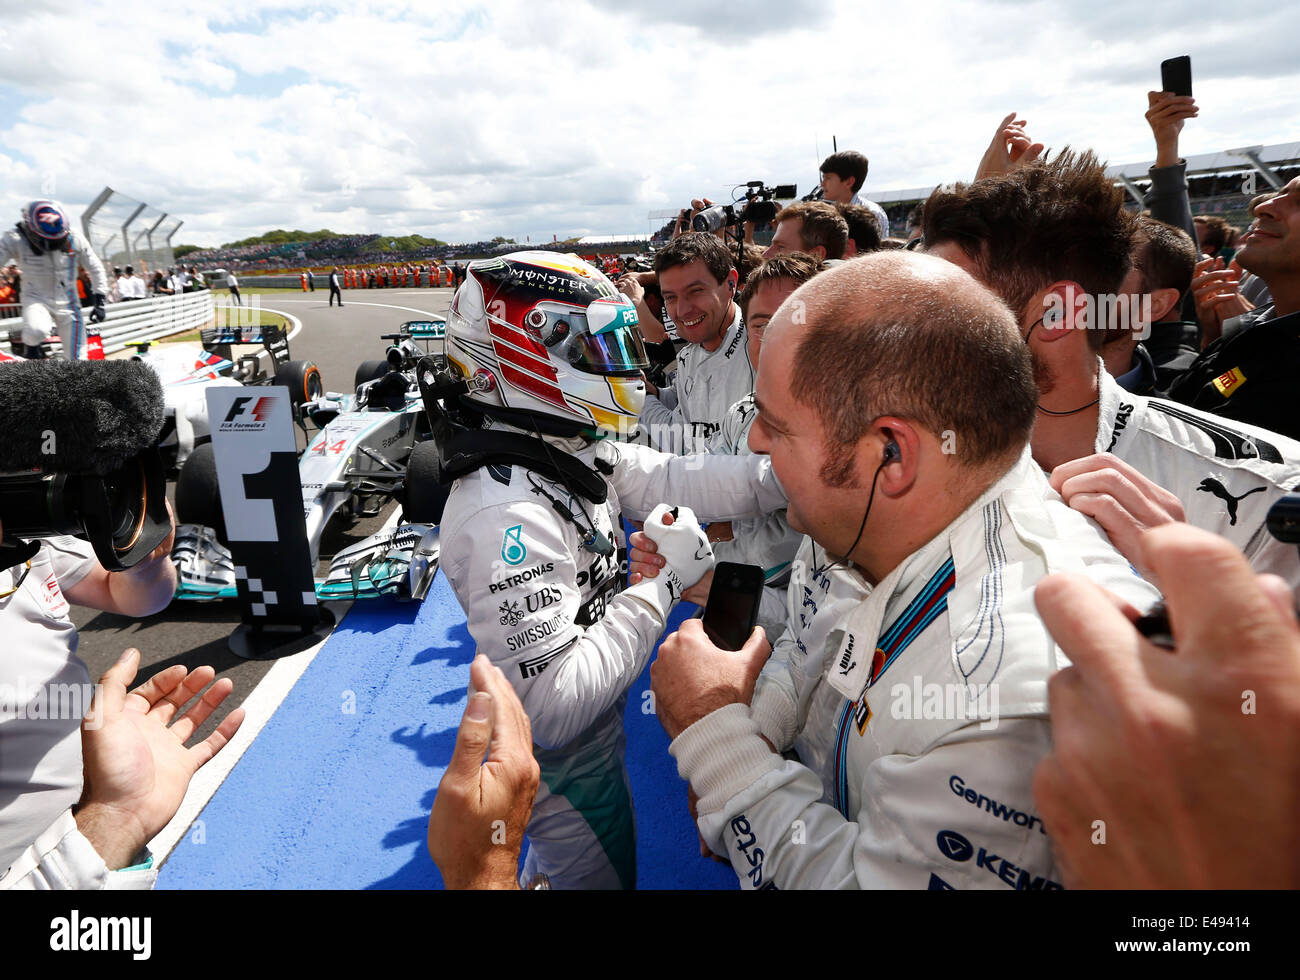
[641, 252, 1160, 889]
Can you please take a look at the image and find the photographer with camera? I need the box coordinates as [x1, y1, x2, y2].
[638, 234, 755, 456]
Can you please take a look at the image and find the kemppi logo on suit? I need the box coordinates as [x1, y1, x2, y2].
[219, 394, 277, 432]
[934, 829, 1063, 890]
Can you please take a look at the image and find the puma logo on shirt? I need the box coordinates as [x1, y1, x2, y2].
[1196, 478, 1267, 526]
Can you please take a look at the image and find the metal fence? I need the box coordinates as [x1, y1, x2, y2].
[82, 187, 183, 276]
[4, 291, 215, 357]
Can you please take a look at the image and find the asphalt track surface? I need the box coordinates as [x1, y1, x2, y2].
[70, 286, 456, 743]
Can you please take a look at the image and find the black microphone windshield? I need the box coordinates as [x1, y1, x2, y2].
[0, 359, 164, 475]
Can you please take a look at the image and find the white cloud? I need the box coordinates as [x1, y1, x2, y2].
[0, 0, 1295, 249]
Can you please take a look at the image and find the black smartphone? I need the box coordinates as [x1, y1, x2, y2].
[1160, 56, 1192, 97]
[1267, 492, 1300, 544]
[701, 561, 765, 651]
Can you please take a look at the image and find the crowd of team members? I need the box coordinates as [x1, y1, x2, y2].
[4, 88, 1298, 892]
[425, 92, 1300, 890]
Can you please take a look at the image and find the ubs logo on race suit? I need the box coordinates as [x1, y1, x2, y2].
[499, 599, 525, 626]
[525, 585, 563, 613]
[501, 524, 527, 566]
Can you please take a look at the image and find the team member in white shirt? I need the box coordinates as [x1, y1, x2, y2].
[637, 233, 755, 455]
[641, 253, 1158, 889]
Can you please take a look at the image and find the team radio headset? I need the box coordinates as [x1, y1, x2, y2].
[811, 438, 899, 576]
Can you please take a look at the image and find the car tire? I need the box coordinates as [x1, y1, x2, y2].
[354, 359, 389, 391]
[275, 359, 324, 408]
[175, 442, 227, 544]
[403, 440, 450, 525]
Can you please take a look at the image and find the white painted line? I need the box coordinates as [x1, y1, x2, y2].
[257, 305, 303, 344]
[148, 602, 351, 866]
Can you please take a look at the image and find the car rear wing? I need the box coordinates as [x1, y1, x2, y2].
[201, 323, 292, 377]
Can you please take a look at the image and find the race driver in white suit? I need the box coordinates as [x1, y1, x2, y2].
[0, 201, 108, 360]
[435, 251, 787, 889]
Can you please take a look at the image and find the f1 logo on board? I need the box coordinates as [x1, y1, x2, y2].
[219, 395, 277, 431]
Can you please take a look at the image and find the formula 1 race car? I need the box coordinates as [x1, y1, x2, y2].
[170, 319, 447, 602]
[133, 323, 323, 469]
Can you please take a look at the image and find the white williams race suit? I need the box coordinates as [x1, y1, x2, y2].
[0, 227, 108, 359]
[438, 419, 787, 889]
[671, 450, 1160, 889]
[637, 304, 755, 456]
[1096, 367, 1300, 592]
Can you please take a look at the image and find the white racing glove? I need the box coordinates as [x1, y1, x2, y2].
[624, 503, 715, 623]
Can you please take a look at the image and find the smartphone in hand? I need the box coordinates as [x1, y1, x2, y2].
[1160, 55, 1192, 97]
[701, 561, 765, 651]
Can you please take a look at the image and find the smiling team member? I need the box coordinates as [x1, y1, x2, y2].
[636, 234, 755, 456]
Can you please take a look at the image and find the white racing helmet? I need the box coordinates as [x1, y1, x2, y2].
[444, 251, 648, 437]
[19, 200, 71, 253]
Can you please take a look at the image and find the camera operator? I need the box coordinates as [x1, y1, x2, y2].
[819, 150, 890, 239]
[763, 201, 849, 262]
[637, 234, 755, 455]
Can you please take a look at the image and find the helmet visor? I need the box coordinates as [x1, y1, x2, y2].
[525, 295, 649, 374]
[566, 322, 649, 374]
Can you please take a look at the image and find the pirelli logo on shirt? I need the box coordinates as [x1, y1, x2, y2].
[518, 638, 574, 679]
[1212, 366, 1247, 398]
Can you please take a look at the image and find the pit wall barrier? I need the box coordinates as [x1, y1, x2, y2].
[5, 291, 216, 356]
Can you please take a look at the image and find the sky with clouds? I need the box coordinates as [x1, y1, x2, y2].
[0, 0, 1295, 248]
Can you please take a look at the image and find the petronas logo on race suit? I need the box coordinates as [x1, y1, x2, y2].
[501, 524, 527, 566]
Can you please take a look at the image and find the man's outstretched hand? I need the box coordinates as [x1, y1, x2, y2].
[428, 654, 540, 889]
[1145, 91, 1198, 169]
[74, 648, 244, 870]
[975, 112, 1045, 181]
